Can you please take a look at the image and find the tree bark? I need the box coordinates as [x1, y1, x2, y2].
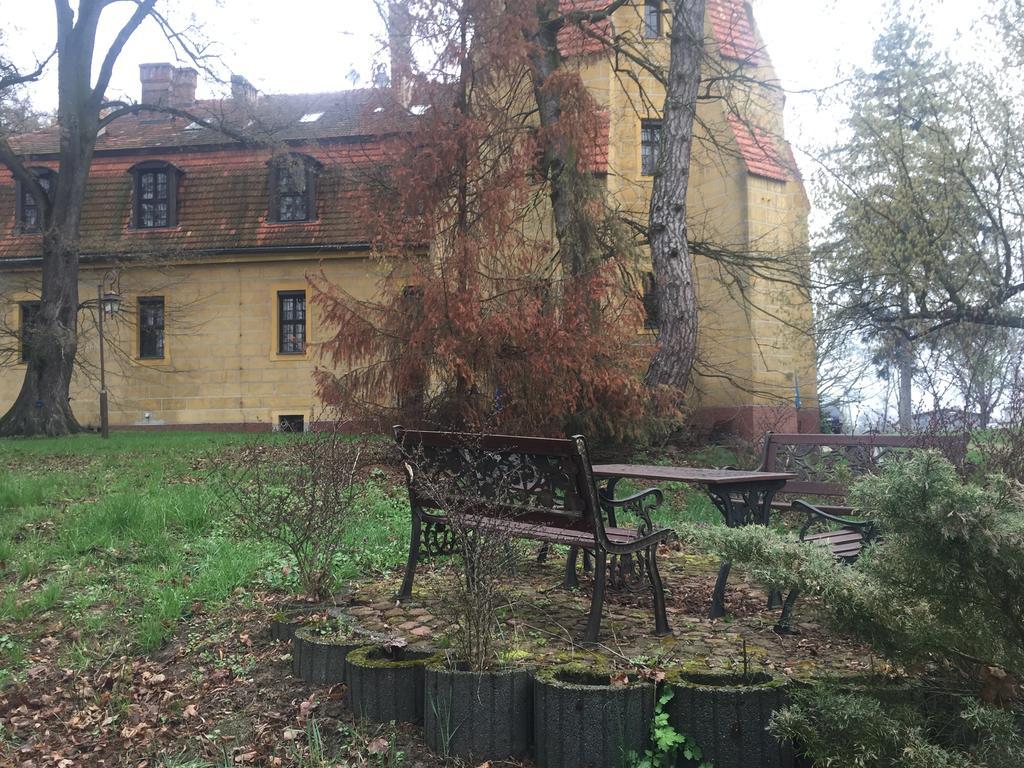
[0, 233, 82, 436]
[0, 0, 154, 436]
[526, 1, 602, 279]
[645, 0, 704, 389]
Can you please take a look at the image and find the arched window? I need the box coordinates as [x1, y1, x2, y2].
[268, 153, 321, 223]
[129, 161, 182, 228]
[16, 167, 56, 233]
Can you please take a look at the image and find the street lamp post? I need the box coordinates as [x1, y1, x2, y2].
[97, 282, 121, 439]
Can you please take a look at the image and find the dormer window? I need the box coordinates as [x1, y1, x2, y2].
[130, 161, 181, 228]
[268, 154, 321, 223]
[16, 168, 56, 233]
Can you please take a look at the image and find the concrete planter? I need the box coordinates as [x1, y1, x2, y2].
[269, 603, 313, 643]
[270, 618, 300, 643]
[346, 645, 442, 724]
[290, 625, 360, 685]
[423, 660, 533, 761]
[533, 664, 655, 768]
[666, 671, 793, 768]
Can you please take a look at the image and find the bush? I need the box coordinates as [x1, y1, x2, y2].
[679, 451, 1024, 765]
[217, 429, 378, 600]
[772, 686, 1023, 768]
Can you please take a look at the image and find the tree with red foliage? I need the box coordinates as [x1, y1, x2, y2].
[313, 0, 666, 440]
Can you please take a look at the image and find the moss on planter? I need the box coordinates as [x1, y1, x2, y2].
[346, 645, 442, 724]
[346, 644, 440, 668]
[533, 663, 655, 768]
[666, 669, 788, 690]
[423, 658, 533, 761]
[532, 661, 631, 687]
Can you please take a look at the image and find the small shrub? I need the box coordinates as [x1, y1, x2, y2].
[216, 428, 377, 600]
[399, 432, 516, 671]
[684, 451, 1024, 766]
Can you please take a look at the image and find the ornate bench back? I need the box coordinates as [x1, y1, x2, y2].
[393, 426, 603, 532]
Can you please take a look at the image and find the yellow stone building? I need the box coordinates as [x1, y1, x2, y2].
[0, 0, 816, 435]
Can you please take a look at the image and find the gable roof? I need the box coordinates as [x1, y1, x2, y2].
[707, 0, 765, 64]
[558, 0, 615, 57]
[727, 115, 794, 182]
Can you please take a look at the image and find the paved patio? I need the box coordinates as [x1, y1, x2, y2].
[331, 543, 878, 680]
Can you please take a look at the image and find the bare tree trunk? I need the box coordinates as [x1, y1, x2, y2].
[0, 232, 82, 436]
[0, 0, 154, 436]
[645, 0, 704, 389]
[527, 1, 601, 279]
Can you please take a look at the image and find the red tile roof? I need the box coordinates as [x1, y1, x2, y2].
[727, 115, 793, 182]
[0, 141, 386, 260]
[10, 89, 409, 156]
[0, 87, 430, 261]
[558, 0, 615, 58]
[707, 0, 764, 64]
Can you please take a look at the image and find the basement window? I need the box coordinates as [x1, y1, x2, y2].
[278, 414, 305, 432]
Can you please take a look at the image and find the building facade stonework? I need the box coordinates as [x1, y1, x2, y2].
[0, 1, 818, 435]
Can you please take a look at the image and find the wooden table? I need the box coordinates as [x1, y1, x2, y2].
[592, 464, 797, 619]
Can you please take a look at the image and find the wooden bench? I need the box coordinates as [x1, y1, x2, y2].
[755, 431, 967, 629]
[393, 426, 675, 643]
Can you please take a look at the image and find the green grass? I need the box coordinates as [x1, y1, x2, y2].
[0, 430, 718, 684]
[0, 432, 303, 677]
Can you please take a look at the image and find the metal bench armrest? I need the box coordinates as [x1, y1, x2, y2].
[601, 487, 664, 537]
[792, 499, 877, 541]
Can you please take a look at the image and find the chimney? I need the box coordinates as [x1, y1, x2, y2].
[170, 67, 197, 107]
[139, 63, 197, 107]
[230, 74, 259, 103]
[140, 62, 174, 105]
[388, 1, 414, 104]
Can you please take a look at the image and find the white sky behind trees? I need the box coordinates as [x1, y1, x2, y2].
[0, 0, 1000, 427]
[2, 0, 982, 166]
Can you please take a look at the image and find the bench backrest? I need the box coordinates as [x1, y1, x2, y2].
[759, 432, 968, 499]
[393, 425, 606, 536]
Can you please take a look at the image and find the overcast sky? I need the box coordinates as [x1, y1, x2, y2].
[2, 0, 983, 167]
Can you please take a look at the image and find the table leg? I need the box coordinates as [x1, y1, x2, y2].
[704, 480, 786, 619]
[709, 561, 731, 619]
